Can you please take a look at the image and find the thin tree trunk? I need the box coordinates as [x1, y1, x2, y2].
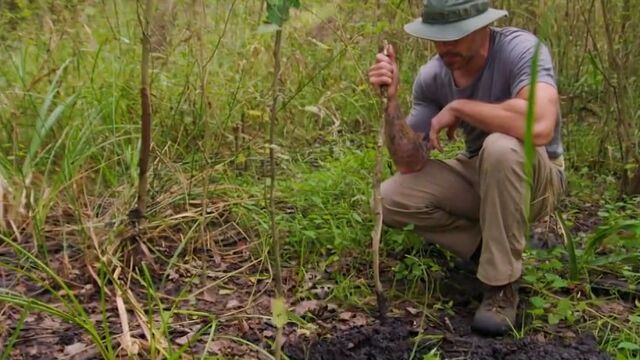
[269, 28, 284, 360]
[197, 0, 211, 237]
[133, 0, 154, 221]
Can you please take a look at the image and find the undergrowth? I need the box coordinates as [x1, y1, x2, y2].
[0, 0, 639, 359]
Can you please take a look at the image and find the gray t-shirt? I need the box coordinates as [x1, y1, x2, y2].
[407, 27, 563, 160]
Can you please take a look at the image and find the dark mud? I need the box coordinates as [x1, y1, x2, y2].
[284, 317, 612, 360]
[437, 332, 611, 360]
[283, 318, 414, 360]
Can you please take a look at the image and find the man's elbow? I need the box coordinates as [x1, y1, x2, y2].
[532, 120, 555, 146]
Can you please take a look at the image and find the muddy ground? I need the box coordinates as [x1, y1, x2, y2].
[283, 317, 610, 360]
[0, 208, 626, 359]
[280, 252, 613, 360]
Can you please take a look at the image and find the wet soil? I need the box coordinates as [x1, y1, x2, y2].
[284, 316, 612, 360]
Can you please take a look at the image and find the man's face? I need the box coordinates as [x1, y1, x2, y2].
[433, 28, 485, 70]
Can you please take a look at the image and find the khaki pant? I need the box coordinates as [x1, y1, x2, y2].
[381, 133, 565, 286]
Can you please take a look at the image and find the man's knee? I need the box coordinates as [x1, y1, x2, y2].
[479, 133, 524, 171]
[379, 177, 401, 220]
[379, 176, 416, 227]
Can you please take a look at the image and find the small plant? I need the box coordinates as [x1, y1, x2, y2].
[130, 0, 155, 223]
[421, 348, 441, 360]
[262, 0, 300, 358]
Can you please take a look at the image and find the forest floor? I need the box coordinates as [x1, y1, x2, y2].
[1, 197, 634, 360]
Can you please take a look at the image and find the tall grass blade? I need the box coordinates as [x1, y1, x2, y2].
[0, 307, 29, 360]
[22, 58, 73, 176]
[556, 212, 579, 281]
[583, 219, 640, 263]
[0, 291, 110, 358]
[1, 235, 85, 314]
[523, 41, 541, 224]
[23, 94, 78, 177]
[22, 95, 76, 176]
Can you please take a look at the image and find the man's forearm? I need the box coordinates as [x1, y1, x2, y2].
[384, 98, 428, 174]
[448, 98, 554, 145]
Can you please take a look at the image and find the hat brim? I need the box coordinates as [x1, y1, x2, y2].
[404, 8, 508, 41]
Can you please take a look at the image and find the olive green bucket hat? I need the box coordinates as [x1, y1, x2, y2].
[404, 0, 508, 41]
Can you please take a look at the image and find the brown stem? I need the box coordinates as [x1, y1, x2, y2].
[372, 95, 387, 319]
[372, 42, 390, 321]
[135, 0, 154, 220]
[270, 29, 284, 303]
[269, 28, 284, 360]
[196, 0, 213, 261]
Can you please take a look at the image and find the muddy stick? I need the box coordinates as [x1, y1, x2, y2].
[372, 40, 390, 320]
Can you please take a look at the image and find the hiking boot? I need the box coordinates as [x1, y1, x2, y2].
[471, 281, 519, 336]
[453, 242, 481, 274]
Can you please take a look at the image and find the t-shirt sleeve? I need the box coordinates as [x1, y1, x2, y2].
[406, 67, 441, 136]
[509, 37, 557, 97]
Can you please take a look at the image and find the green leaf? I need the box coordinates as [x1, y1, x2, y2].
[351, 212, 363, 223]
[617, 342, 640, 351]
[548, 313, 561, 325]
[271, 297, 288, 328]
[265, 0, 300, 26]
[556, 298, 572, 316]
[544, 273, 568, 289]
[616, 354, 629, 360]
[551, 277, 568, 289]
[529, 308, 545, 316]
[530, 296, 546, 308]
[302, 230, 317, 239]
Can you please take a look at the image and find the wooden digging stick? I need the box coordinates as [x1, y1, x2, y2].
[372, 40, 390, 321]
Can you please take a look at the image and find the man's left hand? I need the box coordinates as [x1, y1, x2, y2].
[429, 104, 461, 152]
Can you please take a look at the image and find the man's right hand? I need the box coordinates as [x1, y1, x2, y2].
[368, 44, 400, 100]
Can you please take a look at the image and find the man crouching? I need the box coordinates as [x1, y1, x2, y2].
[367, 0, 565, 336]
